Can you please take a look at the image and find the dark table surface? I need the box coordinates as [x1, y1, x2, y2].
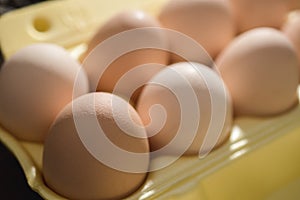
[0, 142, 44, 200]
[0, 1, 46, 199]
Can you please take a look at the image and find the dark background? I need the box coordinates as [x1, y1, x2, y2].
[0, 0, 45, 199]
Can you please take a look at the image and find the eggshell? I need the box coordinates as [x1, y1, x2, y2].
[159, 0, 236, 61]
[0, 43, 89, 142]
[216, 28, 299, 117]
[228, 0, 290, 33]
[82, 10, 169, 104]
[283, 11, 300, 71]
[289, 0, 300, 10]
[136, 62, 232, 156]
[43, 92, 149, 200]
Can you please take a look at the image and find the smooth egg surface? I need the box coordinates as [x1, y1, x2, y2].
[0, 43, 89, 142]
[159, 0, 236, 62]
[283, 11, 300, 75]
[216, 28, 299, 117]
[137, 62, 232, 156]
[228, 0, 290, 33]
[289, 0, 300, 10]
[82, 10, 169, 104]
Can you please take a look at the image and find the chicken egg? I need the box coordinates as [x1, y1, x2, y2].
[136, 62, 232, 156]
[289, 0, 300, 10]
[43, 92, 149, 200]
[228, 0, 290, 33]
[0, 43, 89, 142]
[283, 11, 300, 70]
[82, 10, 169, 104]
[159, 0, 236, 61]
[216, 28, 299, 117]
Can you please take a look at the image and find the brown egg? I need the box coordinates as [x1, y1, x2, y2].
[283, 11, 300, 72]
[289, 0, 300, 10]
[158, 0, 236, 61]
[82, 10, 169, 104]
[0, 43, 89, 142]
[43, 92, 149, 200]
[228, 0, 290, 33]
[136, 62, 232, 156]
[216, 28, 299, 117]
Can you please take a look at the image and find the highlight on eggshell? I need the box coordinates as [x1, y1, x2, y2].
[43, 92, 149, 200]
[283, 10, 300, 72]
[0, 43, 89, 142]
[159, 0, 236, 61]
[81, 10, 169, 105]
[83, 27, 215, 109]
[2, 1, 300, 200]
[136, 62, 233, 157]
[216, 27, 299, 117]
[77, 25, 232, 170]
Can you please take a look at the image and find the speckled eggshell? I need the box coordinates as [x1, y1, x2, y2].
[136, 62, 233, 155]
[43, 92, 149, 200]
[158, 0, 236, 61]
[216, 28, 299, 117]
[0, 43, 89, 142]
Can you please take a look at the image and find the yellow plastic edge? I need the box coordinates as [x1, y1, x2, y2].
[0, 0, 169, 59]
[1, 0, 300, 199]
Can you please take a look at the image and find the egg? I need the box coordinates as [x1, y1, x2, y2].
[283, 11, 300, 69]
[0, 43, 89, 142]
[82, 10, 169, 104]
[136, 62, 232, 156]
[216, 28, 299, 117]
[158, 0, 236, 61]
[228, 0, 290, 33]
[43, 92, 149, 200]
[289, 0, 300, 10]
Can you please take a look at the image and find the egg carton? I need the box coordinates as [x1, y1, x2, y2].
[0, 0, 300, 199]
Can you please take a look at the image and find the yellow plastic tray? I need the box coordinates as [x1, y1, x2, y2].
[1, 0, 300, 199]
